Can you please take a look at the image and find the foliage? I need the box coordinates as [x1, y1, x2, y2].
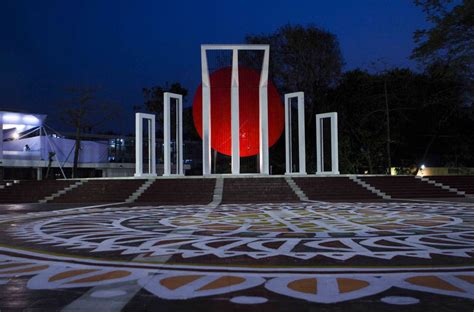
[140, 82, 199, 141]
[245, 24, 344, 172]
[141, 83, 188, 124]
[60, 87, 118, 178]
[330, 67, 472, 173]
[412, 0, 474, 81]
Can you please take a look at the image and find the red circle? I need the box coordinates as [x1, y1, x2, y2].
[192, 67, 284, 157]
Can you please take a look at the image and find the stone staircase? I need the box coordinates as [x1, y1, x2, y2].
[293, 177, 383, 202]
[0, 180, 76, 203]
[425, 176, 474, 197]
[221, 178, 299, 204]
[359, 176, 463, 199]
[209, 177, 224, 207]
[126, 179, 155, 203]
[135, 178, 216, 205]
[349, 176, 391, 200]
[285, 177, 309, 201]
[51, 179, 146, 203]
[39, 180, 86, 203]
[0, 175, 470, 206]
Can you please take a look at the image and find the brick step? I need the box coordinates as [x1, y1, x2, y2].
[222, 178, 299, 203]
[306, 194, 379, 198]
[0, 180, 76, 203]
[51, 180, 146, 203]
[358, 177, 464, 198]
[136, 179, 215, 204]
[294, 177, 380, 201]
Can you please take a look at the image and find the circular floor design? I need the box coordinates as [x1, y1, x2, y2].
[1, 202, 474, 306]
[9, 202, 473, 263]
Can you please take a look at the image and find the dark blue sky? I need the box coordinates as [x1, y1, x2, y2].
[1, 0, 428, 133]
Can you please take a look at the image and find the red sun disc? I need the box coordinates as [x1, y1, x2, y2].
[192, 66, 284, 157]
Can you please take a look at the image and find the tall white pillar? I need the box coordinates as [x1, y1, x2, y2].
[177, 95, 183, 175]
[135, 113, 157, 177]
[148, 120, 152, 173]
[150, 118, 156, 176]
[231, 48, 240, 174]
[163, 95, 170, 176]
[201, 47, 212, 176]
[259, 46, 270, 174]
[316, 112, 339, 175]
[331, 114, 339, 174]
[298, 96, 306, 174]
[201, 44, 270, 175]
[135, 114, 143, 176]
[164, 92, 184, 176]
[285, 92, 306, 174]
[285, 96, 291, 173]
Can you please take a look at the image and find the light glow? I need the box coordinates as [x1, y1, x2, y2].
[3, 124, 26, 131]
[3, 113, 20, 123]
[1, 113, 42, 126]
[22, 115, 39, 124]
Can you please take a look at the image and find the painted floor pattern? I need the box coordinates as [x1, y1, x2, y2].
[0, 201, 474, 311]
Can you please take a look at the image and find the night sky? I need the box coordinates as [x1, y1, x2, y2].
[1, 0, 428, 134]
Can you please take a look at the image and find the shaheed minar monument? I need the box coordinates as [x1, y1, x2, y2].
[134, 44, 339, 177]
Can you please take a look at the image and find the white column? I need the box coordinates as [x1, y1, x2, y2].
[135, 113, 143, 177]
[231, 48, 240, 174]
[285, 92, 306, 175]
[163, 94, 171, 176]
[316, 112, 338, 175]
[284, 95, 291, 174]
[148, 119, 152, 173]
[201, 47, 211, 175]
[178, 95, 184, 175]
[259, 47, 270, 174]
[164, 92, 183, 176]
[150, 117, 157, 176]
[201, 44, 270, 175]
[135, 113, 156, 177]
[331, 113, 339, 174]
[297, 93, 306, 174]
[316, 115, 322, 174]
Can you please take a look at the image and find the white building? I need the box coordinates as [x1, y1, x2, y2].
[0, 110, 135, 179]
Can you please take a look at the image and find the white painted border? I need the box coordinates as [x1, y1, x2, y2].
[2, 245, 473, 274]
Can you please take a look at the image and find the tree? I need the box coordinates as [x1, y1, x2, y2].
[408, 64, 467, 169]
[331, 66, 471, 173]
[245, 24, 344, 172]
[330, 70, 389, 173]
[139, 82, 201, 166]
[60, 87, 118, 178]
[412, 0, 474, 81]
[411, 1, 474, 172]
[140, 82, 188, 127]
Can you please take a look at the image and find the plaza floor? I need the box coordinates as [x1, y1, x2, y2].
[0, 200, 474, 311]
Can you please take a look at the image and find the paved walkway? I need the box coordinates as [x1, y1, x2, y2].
[0, 200, 474, 311]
